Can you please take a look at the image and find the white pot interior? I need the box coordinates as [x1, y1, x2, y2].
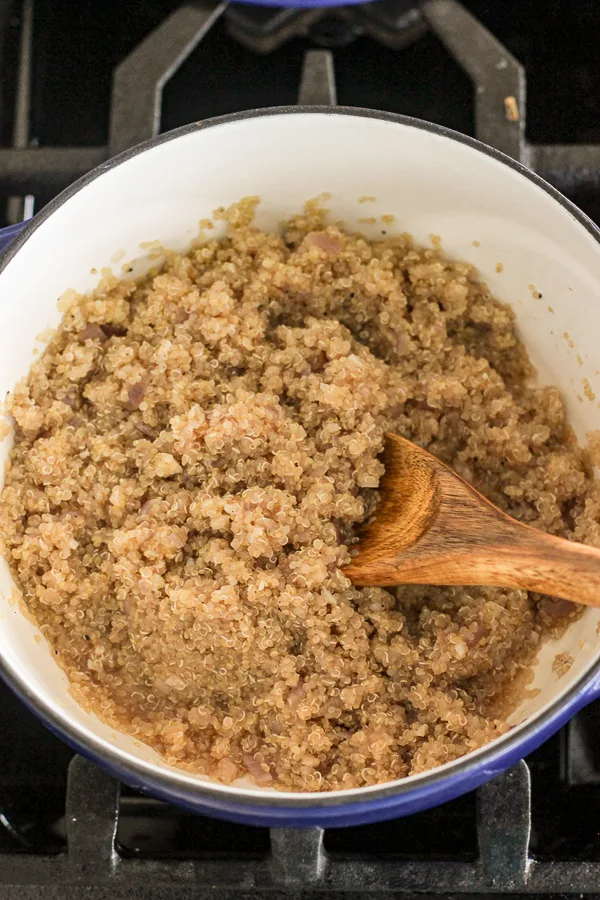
[1, 110, 600, 800]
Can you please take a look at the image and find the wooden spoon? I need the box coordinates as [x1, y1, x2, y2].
[343, 433, 600, 608]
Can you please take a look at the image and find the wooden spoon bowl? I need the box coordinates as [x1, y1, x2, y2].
[344, 433, 600, 608]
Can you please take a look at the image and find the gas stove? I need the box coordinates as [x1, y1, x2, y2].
[2, 1, 600, 896]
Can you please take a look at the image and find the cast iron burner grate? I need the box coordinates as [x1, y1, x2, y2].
[4, 753, 600, 895]
[2, 0, 600, 204]
[3, 1, 600, 896]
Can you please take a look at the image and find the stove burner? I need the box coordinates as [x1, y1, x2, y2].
[114, 0, 521, 157]
[307, 16, 362, 49]
[1, 0, 599, 201]
[225, 0, 426, 53]
[2, 755, 600, 894]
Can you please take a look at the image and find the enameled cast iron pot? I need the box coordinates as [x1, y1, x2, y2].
[2, 108, 600, 827]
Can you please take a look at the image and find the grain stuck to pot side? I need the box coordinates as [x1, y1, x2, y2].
[1, 199, 597, 792]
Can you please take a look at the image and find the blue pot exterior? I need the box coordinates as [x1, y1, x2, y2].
[0, 220, 28, 253]
[3, 104, 600, 827]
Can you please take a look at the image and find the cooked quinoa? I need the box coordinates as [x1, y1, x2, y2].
[1, 199, 598, 792]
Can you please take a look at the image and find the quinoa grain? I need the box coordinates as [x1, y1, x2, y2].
[1, 200, 595, 791]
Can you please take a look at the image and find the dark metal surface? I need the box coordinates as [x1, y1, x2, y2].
[0, 147, 107, 192]
[4, 0, 600, 203]
[477, 762, 531, 890]
[351, 0, 425, 50]
[3, 0, 599, 207]
[269, 828, 327, 885]
[6, 0, 33, 223]
[225, 6, 326, 54]
[66, 756, 119, 875]
[225, 0, 425, 54]
[109, 1, 227, 155]
[423, 0, 526, 162]
[298, 50, 337, 105]
[1, 755, 600, 893]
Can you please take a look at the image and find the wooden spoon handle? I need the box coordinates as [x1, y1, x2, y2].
[402, 525, 600, 609]
[348, 521, 600, 607]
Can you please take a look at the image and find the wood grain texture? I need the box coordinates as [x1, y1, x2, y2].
[344, 433, 600, 608]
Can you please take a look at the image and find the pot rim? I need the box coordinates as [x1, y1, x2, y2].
[1, 104, 600, 810]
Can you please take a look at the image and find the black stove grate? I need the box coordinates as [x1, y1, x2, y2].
[3, 1, 600, 895]
[3, 752, 600, 894]
[2, 0, 600, 202]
